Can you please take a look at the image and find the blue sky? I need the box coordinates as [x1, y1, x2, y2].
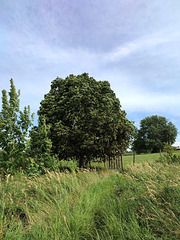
[0, 0, 180, 145]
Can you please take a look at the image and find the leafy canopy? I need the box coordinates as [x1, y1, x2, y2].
[132, 115, 178, 154]
[38, 73, 134, 166]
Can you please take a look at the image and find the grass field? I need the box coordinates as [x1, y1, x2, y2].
[93, 152, 165, 169]
[93, 151, 180, 169]
[0, 153, 179, 239]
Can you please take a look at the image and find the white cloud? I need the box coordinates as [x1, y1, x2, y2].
[120, 90, 180, 115]
[172, 142, 180, 147]
[100, 70, 179, 117]
[104, 34, 173, 62]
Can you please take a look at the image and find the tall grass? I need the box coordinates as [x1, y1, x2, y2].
[0, 161, 179, 239]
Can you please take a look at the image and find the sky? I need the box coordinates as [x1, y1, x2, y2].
[0, 0, 180, 146]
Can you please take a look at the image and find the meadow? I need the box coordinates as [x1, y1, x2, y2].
[93, 152, 162, 169]
[0, 152, 179, 239]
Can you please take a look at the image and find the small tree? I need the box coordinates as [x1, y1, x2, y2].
[0, 79, 34, 172]
[28, 115, 57, 171]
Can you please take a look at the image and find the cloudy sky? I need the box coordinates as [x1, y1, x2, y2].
[0, 0, 180, 145]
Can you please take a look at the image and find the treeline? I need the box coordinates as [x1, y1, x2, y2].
[0, 74, 135, 174]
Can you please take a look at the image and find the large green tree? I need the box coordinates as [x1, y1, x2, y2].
[38, 73, 134, 167]
[0, 79, 34, 171]
[132, 115, 178, 154]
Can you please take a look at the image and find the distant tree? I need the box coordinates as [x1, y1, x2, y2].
[38, 73, 134, 167]
[0, 79, 34, 171]
[132, 115, 178, 154]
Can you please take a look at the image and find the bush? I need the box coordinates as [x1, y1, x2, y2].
[59, 160, 78, 173]
[163, 143, 176, 153]
[157, 152, 180, 164]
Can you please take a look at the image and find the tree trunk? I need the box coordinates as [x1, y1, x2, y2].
[109, 156, 111, 168]
[116, 157, 118, 169]
[104, 157, 106, 168]
[133, 152, 136, 165]
[121, 155, 124, 171]
[79, 156, 84, 168]
[118, 155, 120, 169]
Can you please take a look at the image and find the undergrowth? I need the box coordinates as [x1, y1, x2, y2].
[157, 152, 180, 164]
[0, 161, 179, 239]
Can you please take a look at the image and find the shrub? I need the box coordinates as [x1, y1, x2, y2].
[157, 152, 180, 164]
[59, 160, 78, 173]
[163, 143, 176, 153]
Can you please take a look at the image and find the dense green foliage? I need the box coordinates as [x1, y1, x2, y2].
[27, 116, 60, 173]
[0, 76, 135, 173]
[157, 152, 180, 164]
[38, 73, 134, 167]
[132, 115, 177, 154]
[0, 159, 179, 239]
[0, 79, 34, 172]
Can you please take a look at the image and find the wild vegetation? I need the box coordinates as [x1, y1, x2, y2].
[0, 76, 179, 239]
[0, 153, 179, 239]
